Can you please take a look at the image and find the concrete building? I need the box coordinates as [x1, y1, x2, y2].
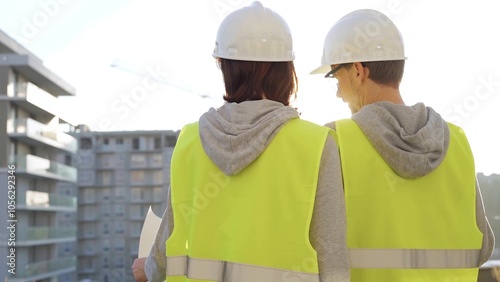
[74, 129, 178, 282]
[0, 30, 79, 281]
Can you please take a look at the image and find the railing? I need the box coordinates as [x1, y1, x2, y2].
[78, 231, 96, 239]
[130, 196, 153, 203]
[17, 190, 77, 210]
[14, 256, 76, 279]
[12, 154, 77, 182]
[7, 118, 77, 153]
[79, 196, 96, 204]
[78, 246, 97, 255]
[78, 214, 98, 221]
[17, 226, 76, 242]
[10, 84, 60, 116]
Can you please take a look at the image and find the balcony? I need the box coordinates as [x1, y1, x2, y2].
[0, 83, 58, 119]
[130, 180, 164, 187]
[16, 226, 76, 246]
[130, 195, 153, 203]
[78, 247, 98, 256]
[129, 213, 146, 221]
[17, 190, 77, 211]
[12, 154, 77, 182]
[78, 268, 97, 275]
[79, 196, 96, 204]
[0, 68, 76, 124]
[78, 232, 96, 239]
[78, 214, 98, 222]
[9, 256, 77, 281]
[7, 118, 77, 153]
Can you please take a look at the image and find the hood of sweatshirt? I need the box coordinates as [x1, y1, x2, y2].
[198, 100, 300, 176]
[347, 102, 450, 179]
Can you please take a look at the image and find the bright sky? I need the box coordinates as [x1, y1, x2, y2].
[0, 0, 499, 175]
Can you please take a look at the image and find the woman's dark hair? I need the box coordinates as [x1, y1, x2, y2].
[218, 58, 298, 106]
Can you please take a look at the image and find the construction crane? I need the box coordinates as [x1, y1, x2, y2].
[110, 59, 215, 100]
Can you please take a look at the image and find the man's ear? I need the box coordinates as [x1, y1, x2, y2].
[352, 62, 369, 81]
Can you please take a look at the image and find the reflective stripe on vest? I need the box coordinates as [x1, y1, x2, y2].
[167, 119, 331, 281]
[349, 249, 481, 268]
[165, 256, 320, 282]
[336, 119, 483, 281]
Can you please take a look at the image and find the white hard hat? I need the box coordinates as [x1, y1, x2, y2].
[311, 9, 406, 74]
[213, 1, 294, 62]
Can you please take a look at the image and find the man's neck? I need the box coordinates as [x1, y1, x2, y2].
[361, 80, 404, 106]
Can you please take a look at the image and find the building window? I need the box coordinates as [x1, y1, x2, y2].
[115, 171, 125, 185]
[130, 222, 142, 236]
[164, 136, 177, 147]
[130, 205, 147, 218]
[102, 240, 110, 253]
[80, 137, 92, 150]
[115, 153, 125, 168]
[79, 154, 93, 167]
[154, 137, 161, 149]
[151, 154, 163, 167]
[116, 138, 124, 145]
[78, 171, 94, 185]
[83, 222, 95, 237]
[103, 222, 109, 235]
[84, 241, 94, 253]
[153, 187, 164, 199]
[83, 189, 95, 202]
[115, 257, 124, 268]
[64, 154, 72, 165]
[104, 138, 109, 145]
[102, 204, 110, 217]
[114, 187, 125, 200]
[131, 171, 145, 184]
[83, 206, 95, 220]
[115, 205, 125, 218]
[130, 154, 146, 167]
[114, 221, 124, 234]
[153, 171, 163, 184]
[130, 188, 141, 202]
[100, 154, 114, 168]
[100, 171, 113, 185]
[132, 138, 140, 150]
[103, 256, 109, 269]
[64, 242, 71, 253]
[101, 188, 111, 201]
[83, 257, 94, 271]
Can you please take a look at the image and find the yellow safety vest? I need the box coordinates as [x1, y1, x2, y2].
[166, 119, 332, 281]
[336, 119, 483, 282]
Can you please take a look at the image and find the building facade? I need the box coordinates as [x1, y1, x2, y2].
[0, 30, 79, 281]
[75, 130, 178, 282]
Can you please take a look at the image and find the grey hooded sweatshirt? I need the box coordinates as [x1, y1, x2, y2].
[144, 100, 350, 282]
[325, 101, 495, 264]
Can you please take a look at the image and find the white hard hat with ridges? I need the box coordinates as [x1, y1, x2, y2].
[213, 1, 295, 62]
[311, 9, 406, 74]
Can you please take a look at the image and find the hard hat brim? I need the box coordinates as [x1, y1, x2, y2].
[309, 56, 408, 75]
[309, 64, 331, 75]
